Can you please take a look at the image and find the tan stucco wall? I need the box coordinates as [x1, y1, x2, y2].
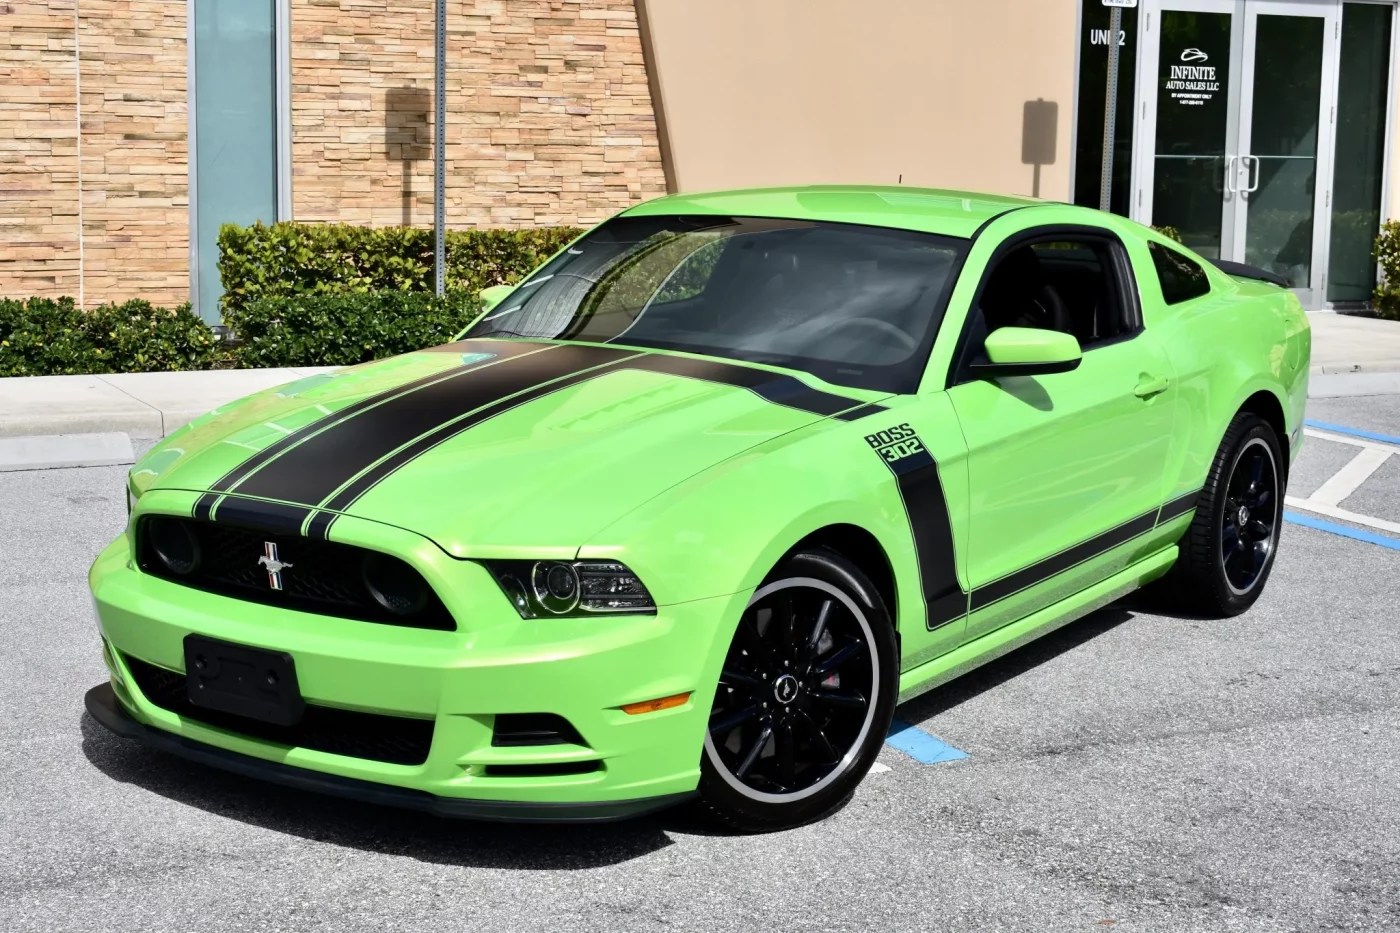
[641, 0, 1080, 199]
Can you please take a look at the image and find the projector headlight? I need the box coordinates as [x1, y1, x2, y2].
[484, 559, 656, 618]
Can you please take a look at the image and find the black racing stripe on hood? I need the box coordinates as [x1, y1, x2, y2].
[619, 354, 882, 419]
[209, 497, 315, 538]
[205, 339, 546, 495]
[228, 344, 639, 507]
[307, 351, 878, 538]
[310, 358, 643, 535]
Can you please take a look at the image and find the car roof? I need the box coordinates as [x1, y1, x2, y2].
[622, 185, 1047, 239]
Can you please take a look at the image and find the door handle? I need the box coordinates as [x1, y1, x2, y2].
[1241, 155, 1261, 197]
[1134, 374, 1170, 399]
[1224, 154, 1237, 195]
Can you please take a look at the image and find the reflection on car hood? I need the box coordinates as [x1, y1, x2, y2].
[137, 340, 888, 554]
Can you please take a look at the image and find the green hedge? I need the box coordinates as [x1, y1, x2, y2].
[216, 221, 582, 317]
[227, 290, 483, 368]
[1372, 220, 1400, 321]
[0, 297, 226, 377]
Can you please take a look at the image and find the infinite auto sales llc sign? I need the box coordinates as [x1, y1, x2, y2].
[1164, 48, 1220, 106]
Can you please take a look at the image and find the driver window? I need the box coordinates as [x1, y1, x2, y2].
[970, 236, 1135, 362]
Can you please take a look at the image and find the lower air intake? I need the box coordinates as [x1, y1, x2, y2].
[123, 653, 434, 766]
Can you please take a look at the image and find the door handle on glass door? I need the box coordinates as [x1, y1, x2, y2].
[1224, 154, 1238, 195]
[1134, 374, 1170, 399]
[1242, 155, 1261, 197]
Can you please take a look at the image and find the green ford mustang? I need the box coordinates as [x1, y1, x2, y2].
[87, 186, 1311, 831]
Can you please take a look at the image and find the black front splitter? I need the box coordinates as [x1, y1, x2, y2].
[84, 682, 695, 823]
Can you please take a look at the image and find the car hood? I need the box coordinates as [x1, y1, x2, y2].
[137, 339, 887, 555]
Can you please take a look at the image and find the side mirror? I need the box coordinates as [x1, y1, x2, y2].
[968, 326, 1082, 379]
[478, 283, 515, 314]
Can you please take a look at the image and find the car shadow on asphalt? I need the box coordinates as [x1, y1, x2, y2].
[894, 605, 1140, 723]
[77, 714, 724, 867]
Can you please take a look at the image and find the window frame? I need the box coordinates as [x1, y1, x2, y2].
[947, 223, 1145, 389]
[187, 0, 292, 323]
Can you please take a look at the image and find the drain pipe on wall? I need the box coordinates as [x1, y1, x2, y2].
[73, 0, 85, 309]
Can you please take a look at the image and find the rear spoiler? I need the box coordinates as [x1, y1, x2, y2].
[1207, 258, 1289, 288]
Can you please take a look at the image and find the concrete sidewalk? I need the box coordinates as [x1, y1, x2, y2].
[0, 367, 335, 438]
[1, 312, 1398, 439]
[1307, 311, 1400, 374]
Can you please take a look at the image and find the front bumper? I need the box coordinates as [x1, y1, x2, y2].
[85, 683, 693, 822]
[89, 526, 745, 818]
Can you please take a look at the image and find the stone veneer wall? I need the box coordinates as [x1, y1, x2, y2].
[291, 0, 666, 228]
[2, 2, 84, 301]
[0, 0, 665, 307]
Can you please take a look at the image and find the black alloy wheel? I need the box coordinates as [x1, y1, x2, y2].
[1220, 436, 1279, 595]
[699, 549, 897, 832]
[1166, 411, 1285, 616]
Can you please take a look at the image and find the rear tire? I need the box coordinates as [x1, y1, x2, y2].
[698, 549, 898, 832]
[1168, 412, 1285, 617]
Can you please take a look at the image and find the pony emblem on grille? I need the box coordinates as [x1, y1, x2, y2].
[256, 542, 293, 591]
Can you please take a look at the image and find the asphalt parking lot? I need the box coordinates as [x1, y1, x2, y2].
[2, 395, 1398, 933]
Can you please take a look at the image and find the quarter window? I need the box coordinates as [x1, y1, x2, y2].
[1148, 241, 1212, 304]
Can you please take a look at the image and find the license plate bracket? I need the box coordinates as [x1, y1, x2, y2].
[184, 635, 305, 727]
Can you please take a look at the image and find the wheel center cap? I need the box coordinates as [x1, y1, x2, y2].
[1238, 505, 1250, 525]
[773, 673, 800, 705]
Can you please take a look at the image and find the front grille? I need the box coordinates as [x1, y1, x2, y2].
[124, 654, 435, 766]
[137, 515, 455, 631]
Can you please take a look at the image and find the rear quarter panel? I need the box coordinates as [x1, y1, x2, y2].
[1122, 233, 1311, 499]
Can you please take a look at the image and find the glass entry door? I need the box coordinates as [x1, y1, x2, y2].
[1133, 0, 1340, 307]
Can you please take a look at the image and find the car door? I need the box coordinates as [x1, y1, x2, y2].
[941, 217, 1180, 640]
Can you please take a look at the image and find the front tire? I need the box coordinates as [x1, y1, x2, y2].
[1169, 412, 1285, 616]
[698, 549, 898, 832]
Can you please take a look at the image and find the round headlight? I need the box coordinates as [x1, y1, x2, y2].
[146, 516, 200, 576]
[532, 561, 580, 615]
[362, 553, 430, 616]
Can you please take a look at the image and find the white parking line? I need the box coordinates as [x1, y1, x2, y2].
[1284, 497, 1400, 535]
[1287, 427, 1400, 537]
[1308, 447, 1393, 507]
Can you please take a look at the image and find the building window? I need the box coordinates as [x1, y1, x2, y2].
[189, 0, 290, 322]
[1073, 0, 1137, 216]
[1328, 2, 1394, 304]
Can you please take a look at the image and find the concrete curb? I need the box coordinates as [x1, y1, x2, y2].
[0, 367, 337, 439]
[0, 433, 135, 472]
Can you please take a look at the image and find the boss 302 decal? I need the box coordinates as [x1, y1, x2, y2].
[865, 424, 968, 630]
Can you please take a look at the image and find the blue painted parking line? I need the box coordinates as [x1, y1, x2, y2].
[1285, 511, 1400, 551]
[1305, 419, 1400, 447]
[885, 719, 968, 764]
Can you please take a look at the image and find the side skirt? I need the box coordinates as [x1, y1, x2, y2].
[895, 545, 1178, 704]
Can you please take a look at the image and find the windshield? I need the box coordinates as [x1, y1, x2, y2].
[463, 215, 967, 393]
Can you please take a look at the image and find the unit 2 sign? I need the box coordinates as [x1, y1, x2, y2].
[1102, 0, 1138, 7]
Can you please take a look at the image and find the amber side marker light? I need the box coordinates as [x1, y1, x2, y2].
[620, 692, 691, 715]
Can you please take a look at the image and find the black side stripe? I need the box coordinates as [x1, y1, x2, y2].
[228, 344, 637, 507]
[878, 446, 969, 631]
[205, 339, 545, 495]
[970, 507, 1159, 612]
[1157, 489, 1200, 523]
